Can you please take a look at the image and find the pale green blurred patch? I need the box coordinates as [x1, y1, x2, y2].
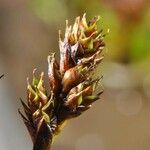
[29, 0, 68, 24]
[130, 9, 150, 62]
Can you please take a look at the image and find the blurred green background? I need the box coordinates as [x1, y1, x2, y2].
[0, 0, 150, 150]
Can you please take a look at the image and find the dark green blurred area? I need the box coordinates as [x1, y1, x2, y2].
[0, 0, 150, 150]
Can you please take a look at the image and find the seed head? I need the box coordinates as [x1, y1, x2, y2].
[19, 14, 107, 149]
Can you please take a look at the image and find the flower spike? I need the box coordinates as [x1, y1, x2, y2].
[19, 14, 107, 150]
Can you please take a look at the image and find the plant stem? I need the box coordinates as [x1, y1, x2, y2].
[33, 140, 52, 150]
[33, 120, 52, 150]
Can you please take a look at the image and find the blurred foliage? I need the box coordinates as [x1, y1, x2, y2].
[29, 0, 68, 24]
[130, 9, 150, 62]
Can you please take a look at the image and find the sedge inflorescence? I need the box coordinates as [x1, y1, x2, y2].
[19, 14, 107, 150]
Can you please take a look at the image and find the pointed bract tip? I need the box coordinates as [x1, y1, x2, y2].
[27, 77, 30, 85]
[33, 68, 37, 75]
[83, 13, 86, 17]
[97, 16, 101, 21]
[47, 55, 51, 64]
[107, 28, 110, 33]
[66, 20, 69, 27]
[40, 72, 44, 78]
[47, 53, 55, 63]
[58, 30, 62, 41]
[76, 16, 80, 22]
